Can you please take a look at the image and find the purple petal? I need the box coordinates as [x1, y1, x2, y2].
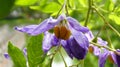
[85, 31, 94, 42]
[93, 46, 100, 56]
[110, 52, 117, 64]
[42, 32, 59, 53]
[15, 25, 38, 33]
[99, 50, 109, 67]
[67, 36, 87, 59]
[23, 48, 27, 56]
[116, 49, 120, 67]
[97, 38, 108, 46]
[67, 17, 89, 33]
[61, 40, 73, 59]
[68, 24, 89, 50]
[4, 53, 10, 59]
[15, 15, 65, 35]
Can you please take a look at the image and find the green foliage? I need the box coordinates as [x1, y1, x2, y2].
[27, 34, 46, 67]
[15, 0, 38, 6]
[0, 0, 15, 18]
[8, 42, 26, 67]
[109, 14, 120, 25]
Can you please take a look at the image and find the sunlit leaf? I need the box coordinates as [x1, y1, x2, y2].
[15, 0, 38, 6]
[109, 0, 114, 11]
[8, 42, 26, 67]
[0, 0, 15, 18]
[42, 2, 61, 13]
[27, 34, 46, 67]
[109, 14, 120, 25]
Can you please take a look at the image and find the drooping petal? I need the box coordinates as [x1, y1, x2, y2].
[15, 25, 38, 33]
[61, 40, 73, 59]
[67, 17, 89, 33]
[99, 50, 109, 67]
[67, 36, 87, 59]
[68, 24, 89, 50]
[110, 52, 117, 64]
[15, 15, 65, 35]
[42, 32, 59, 53]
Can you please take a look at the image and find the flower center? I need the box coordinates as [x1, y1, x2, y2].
[54, 24, 71, 40]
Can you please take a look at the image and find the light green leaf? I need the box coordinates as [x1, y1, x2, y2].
[15, 0, 38, 6]
[78, 0, 87, 8]
[109, 14, 120, 25]
[109, 0, 114, 11]
[27, 34, 46, 67]
[0, 0, 15, 18]
[8, 42, 26, 67]
[42, 2, 61, 13]
[58, 0, 64, 5]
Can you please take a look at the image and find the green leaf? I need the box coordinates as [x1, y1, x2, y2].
[0, 0, 15, 18]
[27, 34, 45, 67]
[109, 14, 120, 25]
[15, 0, 38, 6]
[8, 42, 26, 67]
[109, 0, 114, 11]
[42, 2, 61, 13]
[58, 0, 64, 5]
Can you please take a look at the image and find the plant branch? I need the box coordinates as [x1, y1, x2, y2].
[90, 42, 115, 51]
[84, 0, 92, 27]
[92, 6, 120, 37]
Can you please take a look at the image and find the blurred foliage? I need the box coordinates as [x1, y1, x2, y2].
[1, 0, 120, 67]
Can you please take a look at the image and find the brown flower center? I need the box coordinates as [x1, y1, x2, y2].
[54, 25, 71, 40]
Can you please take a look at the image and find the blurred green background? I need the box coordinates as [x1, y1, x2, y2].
[0, 0, 120, 67]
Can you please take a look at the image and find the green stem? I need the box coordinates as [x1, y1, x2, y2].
[92, 6, 120, 37]
[105, 29, 114, 48]
[81, 60, 84, 67]
[59, 47, 67, 67]
[84, 0, 92, 27]
[90, 42, 115, 51]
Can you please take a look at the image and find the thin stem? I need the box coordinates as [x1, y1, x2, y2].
[84, 0, 92, 27]
[90, 42, 115, 51]
[81, 60, 84, 67]
[56, 0, 67, 18]
[59, 47, 67, 67]
[49, 45, 61, 67]
[105, 29, 114, 48]
[92, 6, 120, 37]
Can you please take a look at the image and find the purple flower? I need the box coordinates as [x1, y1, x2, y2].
[98, 49, 120, 67]
[85, 31, 108, 56]
[15, 14, 89, 60]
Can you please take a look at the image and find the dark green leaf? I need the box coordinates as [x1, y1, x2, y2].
[0, 0, 15, 18]
[27, 34, 45, 67]
[8, 42, 26, 67]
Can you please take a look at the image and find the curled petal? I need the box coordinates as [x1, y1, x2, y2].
[67, 17, 89, 33]
[99, 50, 109, 67]
[67, 36, 87, 59]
